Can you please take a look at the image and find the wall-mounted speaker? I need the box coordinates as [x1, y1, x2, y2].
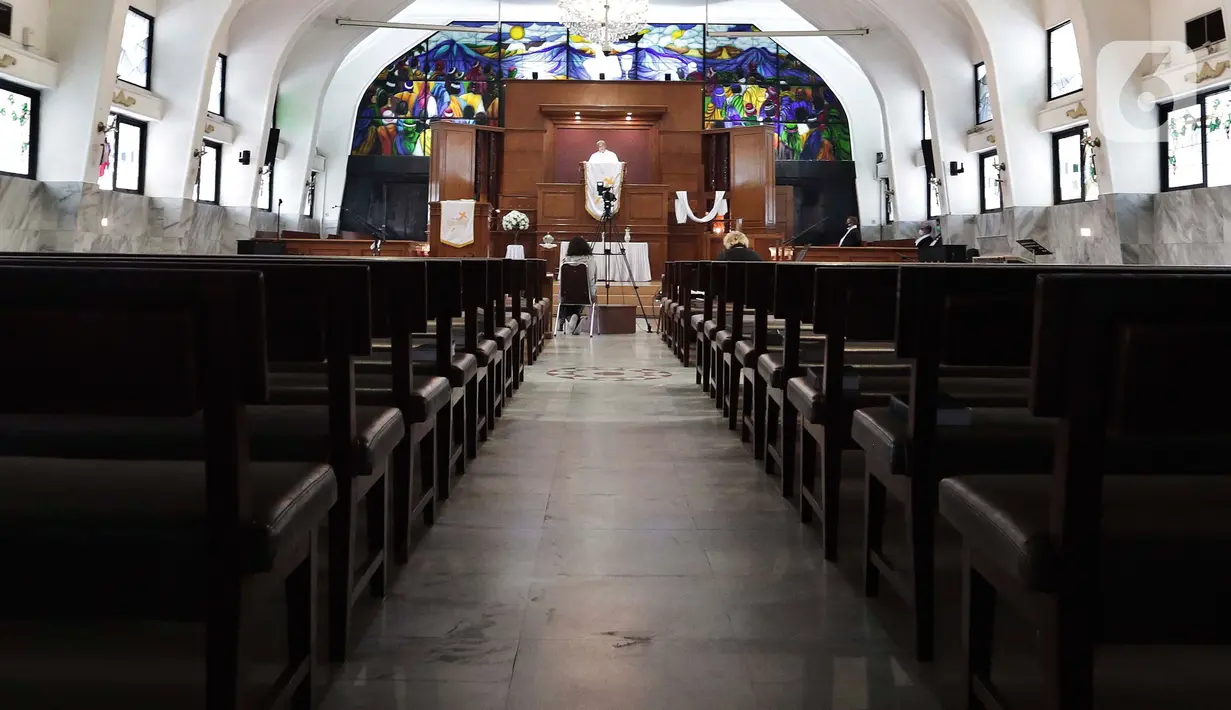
[920, 139, 937, 179]
[263, 127, 280, 166]
[949, 161, 965, 176]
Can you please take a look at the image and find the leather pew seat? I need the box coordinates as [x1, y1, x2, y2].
[690, 314, 706, 332]
[268, 372, 451, 423]
[787, 373, 1030, 426]
[0, 406, 403, 478]
[493, 326, 515, 350]
[851, 406, 1056, 480]
[0, 458, 337, 578]
[416, 352, 480, 388]
[734, 336, 786, 369]
[715, 330, 736, 354]
[939, 474, 1231, 592]
[466, 339, 499, 367]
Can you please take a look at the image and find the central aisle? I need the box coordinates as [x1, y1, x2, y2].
[323, 333, 941, 710]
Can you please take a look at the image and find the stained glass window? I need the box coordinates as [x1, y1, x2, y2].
[636, 24, 703, 80]
[501, 23, 568, 79]
[117, 8, 153, 89]
[704, 25, 776, 83]
[0, 80, 37, 178]
[350, 21, 851, 161]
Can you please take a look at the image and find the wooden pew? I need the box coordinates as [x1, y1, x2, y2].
[506, 258, 529, 387]
[738, 260, 779, 455]
[720, 261, 751, 430]
[940, 272, 1231, 709]
[460, 259, 497, 451]
[760, 263, 818, 492]
[855, 263, 1216, 662]
[707, 261, 729, 405]
[659, 261, 675, 346]
[694, 261, 714, 388]
[790, 264, 903, 559]
[485, 258, 516, 416]
[676, 262, 700, 367]
[0, 255, 400, 664]
[0, 265, 335, 709]
[419, 259, 473, 487]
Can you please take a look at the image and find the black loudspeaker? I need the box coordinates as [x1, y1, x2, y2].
[238, 239, 287, 255]
[921, 139, 937, 179]
[263, 127, 281, 166]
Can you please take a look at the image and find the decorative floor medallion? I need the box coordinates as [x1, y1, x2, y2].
[545, 366, 674, 382]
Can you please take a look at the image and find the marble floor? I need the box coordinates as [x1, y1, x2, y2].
[321, 332, 942, 710]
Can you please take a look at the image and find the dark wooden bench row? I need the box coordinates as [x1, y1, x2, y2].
[661, 258, 1231, 710]
[0, 254, 550, 709]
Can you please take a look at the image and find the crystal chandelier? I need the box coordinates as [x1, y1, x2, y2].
[558, 0, 649, 51]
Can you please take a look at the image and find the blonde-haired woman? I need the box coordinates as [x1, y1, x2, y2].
[717, 231, 763, 261]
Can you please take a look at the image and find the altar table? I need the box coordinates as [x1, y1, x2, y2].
[560, 241, 652, 283]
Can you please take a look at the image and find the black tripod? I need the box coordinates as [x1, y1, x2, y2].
[594, 188, 653, 333]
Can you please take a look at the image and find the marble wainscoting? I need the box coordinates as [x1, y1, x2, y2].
[0, 175, 48, 251]
[1130, 186, 1231, 264]
[0, 177, 261, 254]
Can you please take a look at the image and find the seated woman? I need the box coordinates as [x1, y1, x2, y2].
[558, 236, 597, 334]
[716, 230, 764, 261]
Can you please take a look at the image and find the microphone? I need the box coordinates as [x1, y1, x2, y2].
[783, 215, 829, 247]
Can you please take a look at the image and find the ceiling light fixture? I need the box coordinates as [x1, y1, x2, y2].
[708, 29, 870, 37]
[558, 0, 649, 52]
[335, 18, 499, 33]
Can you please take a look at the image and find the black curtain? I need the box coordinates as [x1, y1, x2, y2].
[776, 161, 859, 245]
[340, 155, 430, 240]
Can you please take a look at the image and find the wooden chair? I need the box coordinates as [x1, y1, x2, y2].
[0, 255, 400, 664]
[941, 272, 1231, 710]
[738, 261, 778, 454]
[0, 265, 334, 709]
[707, 261, 729, 408]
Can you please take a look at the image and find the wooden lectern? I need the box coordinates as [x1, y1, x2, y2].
[428, 121, 503, 257]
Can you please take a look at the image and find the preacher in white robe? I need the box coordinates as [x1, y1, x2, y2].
[588, 140, 620, 164]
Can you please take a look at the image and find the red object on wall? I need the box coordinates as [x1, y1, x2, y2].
[553, 128, 653, 184]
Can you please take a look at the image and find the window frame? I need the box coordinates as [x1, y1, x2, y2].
[1047, 20, 1082, 101]
[1185, 10, 1227, 52]
[1156, 85, 1231, 192]
[0, 77, 40, 179]
[195, 139, 222, 205]
[979, 149, 1002, 213]
[0, 3, 13, 38]
[304, 170, 318, 218]
[974, 62, 992, 125]
[101, 112, 147, 195]
[260, 163, 275, 211]
[1052, 124, 1095, 204]
[117, 7, 155, 91]
[209, 54, 227, 117]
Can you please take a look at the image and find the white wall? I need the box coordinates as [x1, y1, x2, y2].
[6, 0, 51, 55]
[1150, 0, 1214, 42]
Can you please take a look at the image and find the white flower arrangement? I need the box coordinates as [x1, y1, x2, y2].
[501, 210, 530, 232]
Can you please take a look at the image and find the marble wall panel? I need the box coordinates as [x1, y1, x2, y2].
[938, 214, 977, 247]
[974, 211, 1006, 238]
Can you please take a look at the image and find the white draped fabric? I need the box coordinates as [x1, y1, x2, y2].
[583, 161, 625, 221]
[674, 191, 727, 224]
[560, 242, 651, 283]
[440, 199, 475, 248]
[504, 244, 526, 259]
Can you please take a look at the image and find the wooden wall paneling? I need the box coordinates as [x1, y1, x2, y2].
[500, 128, 547, 197]
[728, 125, 775, 230]
[537, 184, 584, 226]
[775, 186, 794, 240]
[619, 185, 669, 228]
[428, 122, 478, 203]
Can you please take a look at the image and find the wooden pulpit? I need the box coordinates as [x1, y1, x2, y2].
[428, 121, 503, 257]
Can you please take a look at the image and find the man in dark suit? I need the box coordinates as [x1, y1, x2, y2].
[838, 216, 861, 246]
[915, 224, 942, 247]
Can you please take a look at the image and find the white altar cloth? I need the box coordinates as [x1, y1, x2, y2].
[504, 244, 526, 259]
[560, 241, 651, 284]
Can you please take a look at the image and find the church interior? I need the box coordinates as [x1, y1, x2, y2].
[5, 0, 1231, 709]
